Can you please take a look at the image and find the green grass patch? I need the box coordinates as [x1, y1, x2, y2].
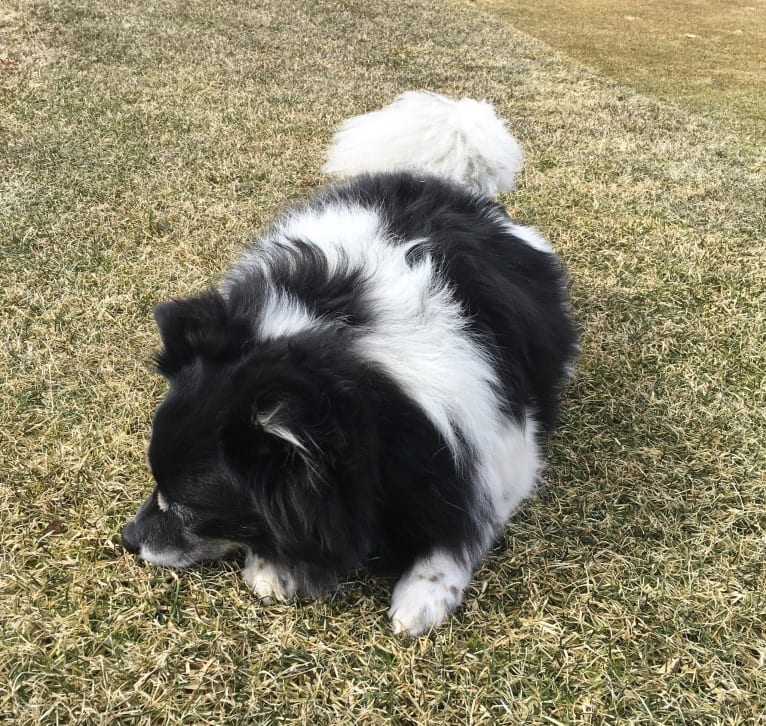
[1, 0, 764, 722]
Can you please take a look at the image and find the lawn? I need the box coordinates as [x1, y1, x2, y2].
[1, 0, 764, 722]
[480, 0, 766, 142]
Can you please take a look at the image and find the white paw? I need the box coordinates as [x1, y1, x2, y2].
[242, 552, 295, 603]
[388, 552, 470, 635]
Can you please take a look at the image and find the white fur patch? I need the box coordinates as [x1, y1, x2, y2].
[291, 205, 503, 458]
[137, 546, 188, 568]
[278, 203, 383, 272]
[256, 404, 308, 452]
[156, 492, 170, 512]
[388, 550, 472, 635]
[257, 289, 318, 341]
[482, 413, 542, 527]
[323, 91, 524, 196]
[242, 551, 296, 602]
[353, 250, 502, 458]
[502, 220, 553, 254]
[238, 202, 505, 462]
[138, 539, 238, 569]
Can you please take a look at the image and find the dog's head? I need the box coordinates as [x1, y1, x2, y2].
[121, 291, 373, 571]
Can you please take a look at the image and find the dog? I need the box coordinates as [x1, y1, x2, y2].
[121, 92, 577, 635]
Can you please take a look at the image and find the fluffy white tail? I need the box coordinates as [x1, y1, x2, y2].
[322, 91, 523, 196]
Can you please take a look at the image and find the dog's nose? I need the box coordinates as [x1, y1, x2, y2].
[121, 522, 140, 555]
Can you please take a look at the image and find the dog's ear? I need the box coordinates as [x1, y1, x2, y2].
[252, 402, 312, 456]
[153, 292, 250, 377]
[221, 359, 371, 568]
[219, 397, 318, 485]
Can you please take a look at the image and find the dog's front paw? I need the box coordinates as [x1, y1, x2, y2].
[388, 551, 470, 635]
[242, 552, 296, 603]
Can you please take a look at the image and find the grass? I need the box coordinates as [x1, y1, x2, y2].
[479, 0, 766, 142]
[1, 0, 764, 722]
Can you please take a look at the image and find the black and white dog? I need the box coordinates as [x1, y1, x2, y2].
[121, 92, 577, 635]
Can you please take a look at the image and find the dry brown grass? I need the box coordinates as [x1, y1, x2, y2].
[479, 0, 766, 142]
[1, 0, 764, 723]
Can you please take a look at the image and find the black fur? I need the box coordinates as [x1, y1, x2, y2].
[122, 172, 576, 599]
